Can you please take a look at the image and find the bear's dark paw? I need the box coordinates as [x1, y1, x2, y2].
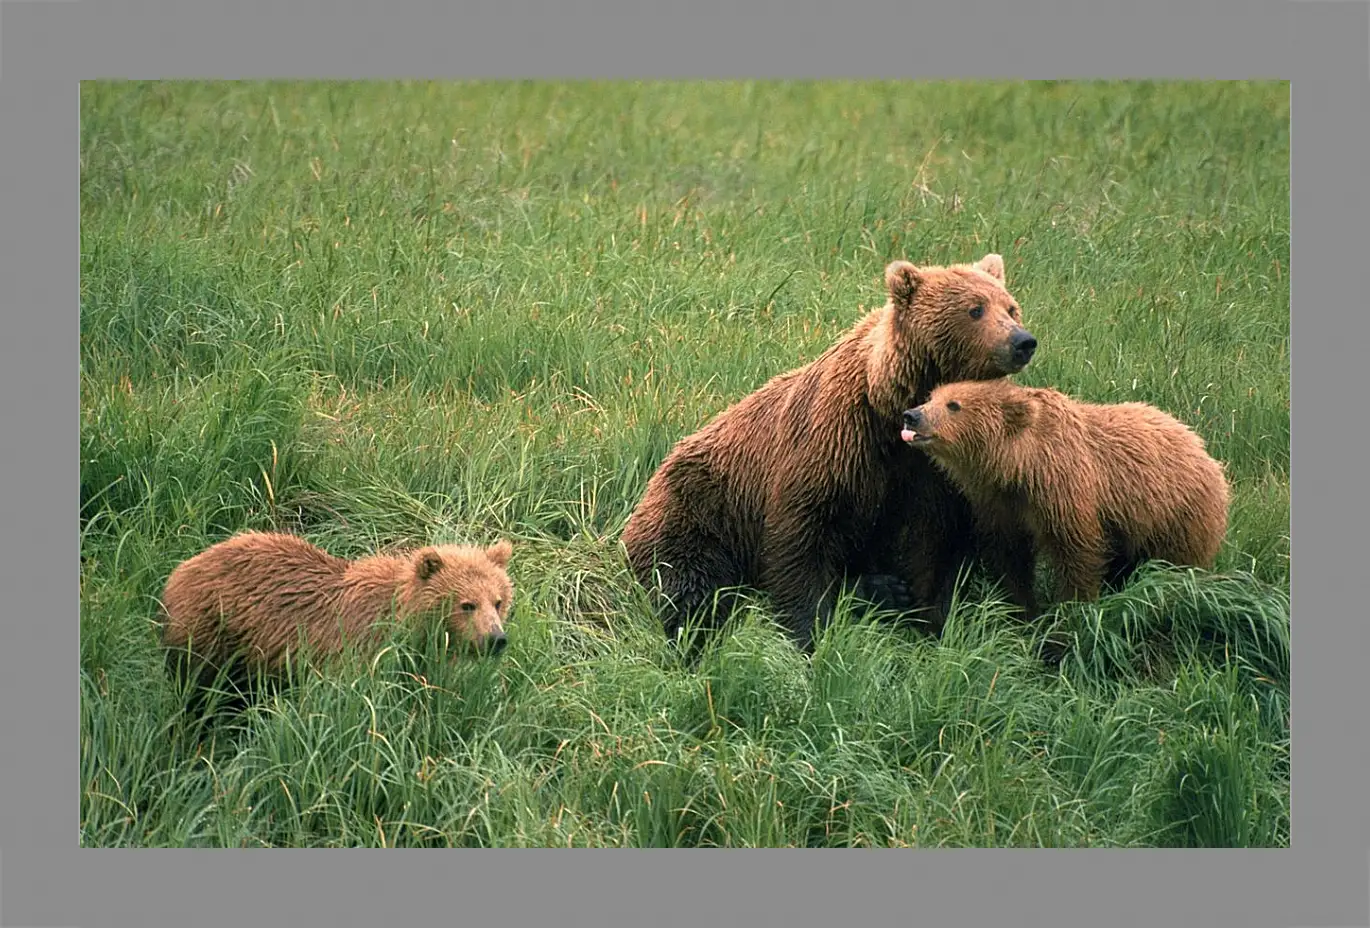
[849, 572, 916, 613]
[1036, 633, 1071, 669]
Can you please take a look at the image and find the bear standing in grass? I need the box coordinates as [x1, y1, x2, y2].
[160, 531, 514, 689]
[621, 254, 1037, 649]
[901, 379, 1229, 616]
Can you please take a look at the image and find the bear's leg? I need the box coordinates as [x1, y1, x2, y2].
[1103, 549, 1144, 593]
[908, 515, 984, 634]
[763, 575, 829, 652]
[846, 572, 915, 614]
[918, 484, 979, 631]
[1096, 521, 1147, 592]
[758, 521, 853, 652]
[922, 537, 975, 632]
[1044, 530, 1108, 604]
[855, 509, 930, 629]
[1013, 529, 1090, 669]
[165, 643, 256, 717]
[977, 524, 1040, 620]
[632, 536, 749, 646]
[623, 475, 755, 648]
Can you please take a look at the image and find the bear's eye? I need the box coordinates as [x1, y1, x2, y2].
[946, 400, 962, 412]
[968, 305, 984, 320]
[460, 602, 477, 613]
[495, 599, 503, 611]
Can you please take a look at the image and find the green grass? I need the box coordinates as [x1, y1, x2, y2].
[80, 80, 1290, 848]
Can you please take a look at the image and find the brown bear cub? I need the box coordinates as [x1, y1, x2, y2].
[622, 254, 1037, 650]
[160, 532, 514, 692]
[901, 379, 1229, 617]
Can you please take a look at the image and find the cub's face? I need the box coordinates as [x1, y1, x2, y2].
[886, 254, 1037, 381]
[405, 540, 514, 655]
[901, 392, 962, 453]
[901, 379, 1026, 461]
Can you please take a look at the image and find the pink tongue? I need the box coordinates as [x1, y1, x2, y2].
[900, 428, 916, 443]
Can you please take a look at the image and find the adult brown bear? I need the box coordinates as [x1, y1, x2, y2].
[622, 254, 1037, 649]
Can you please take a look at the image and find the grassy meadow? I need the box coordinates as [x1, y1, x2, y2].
[79, 80, 1290, 848]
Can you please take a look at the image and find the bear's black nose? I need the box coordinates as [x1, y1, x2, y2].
[1011, 330, 1037, 361]
[903, 408, 923, 429]
[487, 632, 508, 654]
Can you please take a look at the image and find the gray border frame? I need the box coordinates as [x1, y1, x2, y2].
[16, 0, 1353, 925]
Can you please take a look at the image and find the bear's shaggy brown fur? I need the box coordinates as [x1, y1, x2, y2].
[160, 531, 514, 686]
[621, 254, 1037, 648]
[901, 379, 1229, 616]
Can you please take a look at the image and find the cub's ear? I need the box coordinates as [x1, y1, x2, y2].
[975, 253, 1005, 282]
[1003, 395, 1035, 434]
[485, 539, 513, 568]
[884, 260, 923, 308]
[415, 548, 444, 581]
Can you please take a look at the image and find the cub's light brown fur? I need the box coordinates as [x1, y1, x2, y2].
[902, 379, 1229, 615]
[622, 254, 1038, 648]
[160, 531, 514, 683]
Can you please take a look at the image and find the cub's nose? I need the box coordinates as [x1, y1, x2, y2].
[903, 408, 924, 429]
[486, 632, 508, 655]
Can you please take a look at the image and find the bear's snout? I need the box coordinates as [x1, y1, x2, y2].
[1009, 329, 1037, 366]
[485, 630, 508, 654]
[901, 407, 932, 445]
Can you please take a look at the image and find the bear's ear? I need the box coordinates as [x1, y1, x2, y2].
[885, 260, 923, 308]
[415, 548, 444, 581]
[975, 253, 1006, 282]
[485, 539, 513, 568]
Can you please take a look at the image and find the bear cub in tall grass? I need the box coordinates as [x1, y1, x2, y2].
[901, 378, 1229, 618]
[160, 531, 514, 697]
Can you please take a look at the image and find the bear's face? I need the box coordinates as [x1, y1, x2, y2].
[885, 254, 1037, 380]
[403, 540, 514, 655]
[900, 379, 1033, 463]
